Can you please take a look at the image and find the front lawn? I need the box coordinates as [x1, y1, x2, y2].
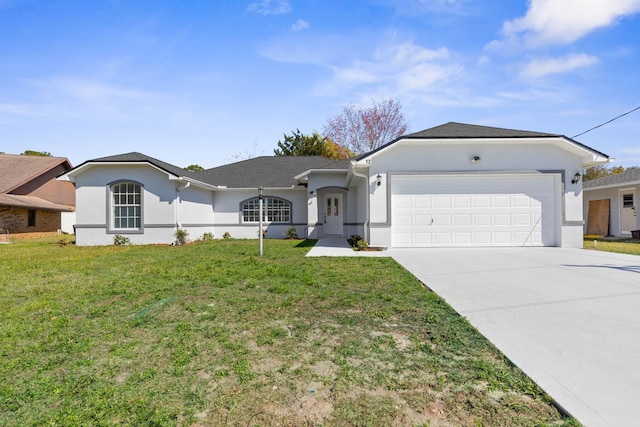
[0, 237, 577, 426]
[584, 237, 640, 256]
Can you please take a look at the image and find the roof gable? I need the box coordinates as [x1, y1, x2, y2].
[88, 152, 201, 179]
[357, 121, 609, 163]
[0, 154, 72, 194]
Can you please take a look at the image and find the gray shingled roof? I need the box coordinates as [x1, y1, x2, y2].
[0, 154, 71, 193]
[583, 168, 640, 189]
[357, 121, 609, 160]
[406, 122, 559, 139]
[83, 152, 202, 180]
[194, 156, 350, 188]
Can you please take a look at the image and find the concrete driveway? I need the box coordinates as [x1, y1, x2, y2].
[389, 247, 640, 427]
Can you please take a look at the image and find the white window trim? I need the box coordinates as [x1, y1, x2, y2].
[107, 180, 144, 234]
[240, 196, 292, 224]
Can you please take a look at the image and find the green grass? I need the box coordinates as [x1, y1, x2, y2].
[583, 237, 640, 256]
[0, 237, 578, 426]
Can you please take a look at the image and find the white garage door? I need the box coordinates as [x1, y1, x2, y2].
[391, 174, 556, 247]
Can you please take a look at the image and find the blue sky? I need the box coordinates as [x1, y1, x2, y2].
[1, 0, 639, 168]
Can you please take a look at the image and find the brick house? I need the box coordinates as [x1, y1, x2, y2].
[0, 154, 75, 240]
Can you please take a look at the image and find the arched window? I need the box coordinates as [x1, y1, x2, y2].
[110, 181, 142, 230]
[241, 197, 291, 223]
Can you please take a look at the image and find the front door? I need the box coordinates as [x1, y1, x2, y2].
[324, 193, 343, 235]
[621, 190, 637, 234]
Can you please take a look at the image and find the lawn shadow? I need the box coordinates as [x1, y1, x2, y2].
[295, 239, 317, 248]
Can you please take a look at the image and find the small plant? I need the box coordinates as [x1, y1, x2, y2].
[283, 226, 298, 239]
[347, 234, 362, 247]
[174, 229, 189, 245]
[356, 239, 369, 250]
[58, 236, 71, 246]
[200, 232, 214, 242]
[223, 231, 231, 239]
[113, 235, 131, 246]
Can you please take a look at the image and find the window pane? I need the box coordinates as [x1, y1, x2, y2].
[112, 182, 141, 229]
[327, 198, 331, 216]
[334, 198, 339, 215]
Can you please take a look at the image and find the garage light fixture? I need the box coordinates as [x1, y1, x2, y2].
[571, 172, 582, 184]
[376, 174, 382, 186]
[470, 156, 481, 163]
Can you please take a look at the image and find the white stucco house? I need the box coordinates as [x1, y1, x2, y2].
[58, 122, 610, 248]
[583, 168, 640, 237]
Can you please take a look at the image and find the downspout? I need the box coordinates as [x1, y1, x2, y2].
[175, 181, 190, 229]
[351, 165, 370, 243]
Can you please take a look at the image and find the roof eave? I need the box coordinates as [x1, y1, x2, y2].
[58, 161, 182, 182]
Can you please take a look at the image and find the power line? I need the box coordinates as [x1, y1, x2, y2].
[572, 105, 640, 138]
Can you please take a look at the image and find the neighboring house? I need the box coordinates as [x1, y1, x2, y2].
[583, 168, 640, 237]
[0, 154, 75, 239]
[58, 122, 609, 248]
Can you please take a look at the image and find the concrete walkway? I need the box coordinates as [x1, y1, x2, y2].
[389, 247, 640, 427]
[306, 237, 389, 257]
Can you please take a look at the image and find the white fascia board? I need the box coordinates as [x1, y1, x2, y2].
[358, 136, 610, 165]
[293, 168, 348, 181]
[170, 176, 223, 191]
[212, 186, 303, 192]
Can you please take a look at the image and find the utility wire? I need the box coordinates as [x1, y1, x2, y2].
[572, 105, 640, 138]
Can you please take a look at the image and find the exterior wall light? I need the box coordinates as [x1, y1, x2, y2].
[376, 174, 382, 186]
[470, 156, 481, 163]
[571, 172, 582, 184]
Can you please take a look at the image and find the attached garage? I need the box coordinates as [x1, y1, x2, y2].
[391, 174, 558, 247]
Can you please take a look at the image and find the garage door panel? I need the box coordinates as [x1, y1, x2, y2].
[474, 214, 491, 226]
[494, 214, 511, 226]
[454, 214, 471, 226]
[391, 174, 556, 247]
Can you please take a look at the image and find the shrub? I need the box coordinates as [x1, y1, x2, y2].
[200, 232, 214, 242]
[174, 229, 189, 245]
[347, 234, 362, 247]
[283, 226, 298, 239]
[113, 235, 131, 246]
[223, 231, 231, 239]
[356, 239, 369, 250]
[58, 236, 71, 246]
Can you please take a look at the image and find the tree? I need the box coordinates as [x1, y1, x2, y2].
[273, 130, 353, 159]
[21, 150, 51, 156]
[323, 98, 409, 154]
[184, 164, 204, 172]
[323, 138, 354, 160]
[583, 165, 626, 182]
[274, 129, 326, 157]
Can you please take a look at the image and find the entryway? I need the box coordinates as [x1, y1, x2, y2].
[323, 193, 343, 235]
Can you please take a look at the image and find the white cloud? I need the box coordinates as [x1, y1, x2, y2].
[502, 0, 640, 46]
[320, 41, 459, 99]
[291, 19, 309, 32]
[519, 53, 600, 78]
[247, 0, 291, 15]
[45, 78, 152, 102]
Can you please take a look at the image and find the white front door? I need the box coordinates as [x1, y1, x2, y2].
[324, 193, 343, 235]
[621, 190, 636, 234]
